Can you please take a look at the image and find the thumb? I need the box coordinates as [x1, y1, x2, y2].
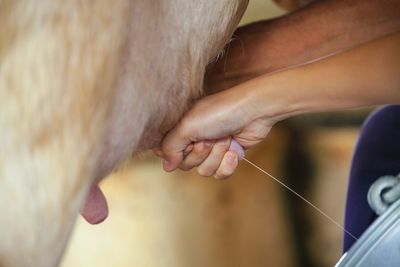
[161, 126, 193, 172]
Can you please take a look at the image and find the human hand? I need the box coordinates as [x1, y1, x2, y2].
[159, 83, 276, 179]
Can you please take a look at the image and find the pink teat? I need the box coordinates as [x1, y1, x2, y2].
[229, 139, 245, 160]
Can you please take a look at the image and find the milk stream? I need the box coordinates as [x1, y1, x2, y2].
[242, 157, 358, 241]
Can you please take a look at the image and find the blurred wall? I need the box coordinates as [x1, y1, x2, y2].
[240, 0, 285, 25]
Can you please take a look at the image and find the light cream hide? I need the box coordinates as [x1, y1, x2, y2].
[0, 1, 248, 266]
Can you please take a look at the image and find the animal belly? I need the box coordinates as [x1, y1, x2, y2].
[0, 0, 248, 266]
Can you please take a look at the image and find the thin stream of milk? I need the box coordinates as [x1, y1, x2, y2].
[242, 157, 358, 241]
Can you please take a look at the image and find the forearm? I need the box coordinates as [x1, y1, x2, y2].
[245, 33, 400, 122]
[160, 32, 400, 177]
[206, 0, 400, 92]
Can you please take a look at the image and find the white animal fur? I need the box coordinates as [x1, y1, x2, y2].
[0, 1, 248, 266]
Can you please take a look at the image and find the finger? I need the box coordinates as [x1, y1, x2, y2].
[179, 140, 214, 171]
[197, 137, 231, 177]
[162, 124, 193, 172]
[183, 143, 194, 157]
[214, 151, 239, 180]
[155, 143, 193, 159]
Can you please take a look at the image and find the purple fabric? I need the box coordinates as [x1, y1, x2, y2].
[343, 105, 400, 251]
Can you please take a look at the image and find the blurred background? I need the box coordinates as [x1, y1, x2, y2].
[61, 1, 372, 267]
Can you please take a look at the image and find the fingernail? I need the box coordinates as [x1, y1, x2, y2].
[163, 160, 173, 171]
[226, 153, 237, 165]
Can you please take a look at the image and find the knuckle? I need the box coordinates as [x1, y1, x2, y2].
[193, 142, 207, 153]
[179, 164, 192, 172]
[215, 139, 230, 151]
[215, 174, 229, 180]
[180, 118, 197, 138]
[221, 168, 234, 177]
[213, 170, 226, 180]
[216, 164, 234, 179]
[161, 139, 173, 155]
[197, 167, 213, 177]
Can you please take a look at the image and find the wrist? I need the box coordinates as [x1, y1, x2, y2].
[233, 73, 297, 125]
[248, 75, 297, 123]
[243, 68, 320, 125]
